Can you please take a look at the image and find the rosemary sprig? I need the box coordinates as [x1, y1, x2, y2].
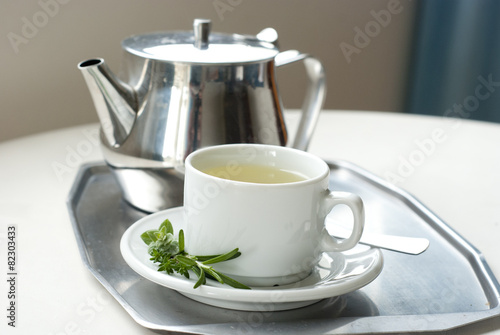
[141, 219, 250, 290]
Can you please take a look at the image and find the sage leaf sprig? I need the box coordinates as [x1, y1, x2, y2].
[141, 219, 250, 290]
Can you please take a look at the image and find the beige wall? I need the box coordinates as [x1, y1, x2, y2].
[0, 0, 416, 142]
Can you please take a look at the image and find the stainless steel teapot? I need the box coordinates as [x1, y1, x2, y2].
[78, 19, 326, 212]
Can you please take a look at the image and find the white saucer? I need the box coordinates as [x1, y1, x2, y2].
[120, 207, 384, 311]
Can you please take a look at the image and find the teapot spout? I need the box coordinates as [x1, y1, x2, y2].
[78, 58, 137, 147]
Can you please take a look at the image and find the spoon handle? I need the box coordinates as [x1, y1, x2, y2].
[333, 231, 430, 255]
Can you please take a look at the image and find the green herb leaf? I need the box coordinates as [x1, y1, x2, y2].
[194, 254, 224, 262]
[140, 230, 157, 245]
[217, 272, 251, 290]
[148, 230, 159, 242]
[178, 229, 185, 252]
[159, 219, 174, 235]
[202, 266, 223, 284]
[202, 248, 241, 265]
[193, 267, 205, 288]
[176, 255, 197, 267]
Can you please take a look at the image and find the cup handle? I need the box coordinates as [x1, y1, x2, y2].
[274, 50, 327, 151]
[320, 191, 365, 252]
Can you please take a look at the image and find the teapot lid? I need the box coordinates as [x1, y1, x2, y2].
[122, 19, 279, 64]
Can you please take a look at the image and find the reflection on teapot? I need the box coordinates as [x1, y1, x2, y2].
[78, 19, 326, 212]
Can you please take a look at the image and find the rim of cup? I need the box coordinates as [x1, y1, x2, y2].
[185, 143, 329, 188]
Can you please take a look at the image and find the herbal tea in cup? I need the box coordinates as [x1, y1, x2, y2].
[183, 144, 365, 287]
[202, 164, 307, 184]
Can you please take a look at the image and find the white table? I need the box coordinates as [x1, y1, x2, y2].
[0, 111, 499, 334]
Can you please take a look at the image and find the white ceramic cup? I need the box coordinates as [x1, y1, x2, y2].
[183, 144, 364, 286]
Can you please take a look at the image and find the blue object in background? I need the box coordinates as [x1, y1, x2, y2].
[405, 0, 500, 123]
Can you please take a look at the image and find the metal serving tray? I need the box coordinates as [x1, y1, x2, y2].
[67, 161, 500, 334]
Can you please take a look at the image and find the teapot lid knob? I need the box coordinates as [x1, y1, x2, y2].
[193, 18, 211, 50]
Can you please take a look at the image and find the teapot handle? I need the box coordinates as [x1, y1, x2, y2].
[275, 50, 326, 151]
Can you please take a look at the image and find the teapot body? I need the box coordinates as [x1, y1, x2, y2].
[104, 51, 287, 170]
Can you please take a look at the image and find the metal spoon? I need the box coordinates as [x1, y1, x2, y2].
[333, 230, 430, 255]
